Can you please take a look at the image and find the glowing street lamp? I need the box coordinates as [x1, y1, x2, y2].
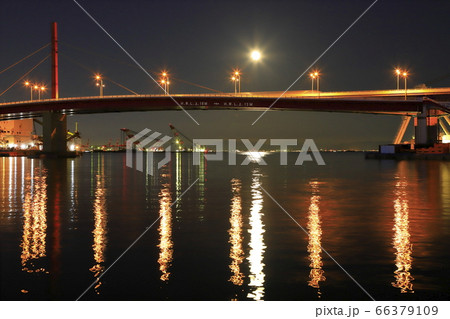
[309, 71, 320, 96]
[231, 70, 241, 94]
[160, 72, 170, 95]
[231, 76, 237, 94]
[315, 71, 320, 95]
[95, 75, 105, 97]
[38, 86, 46, 100]
[24, 81, 33, 101]
[33, 85, 40, 100]
[309, 73, 316, 91]
[402, 72, 408, 100]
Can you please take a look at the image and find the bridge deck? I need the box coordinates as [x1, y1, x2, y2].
[1, 88, 449, 120]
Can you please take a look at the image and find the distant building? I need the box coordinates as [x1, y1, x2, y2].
[0, 119, 37, 149]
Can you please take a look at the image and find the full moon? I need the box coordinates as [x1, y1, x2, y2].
[251, 50, 261, 61]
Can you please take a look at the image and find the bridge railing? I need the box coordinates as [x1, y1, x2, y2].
[0, 93, 291, 106]
[1, 87, 450, 106]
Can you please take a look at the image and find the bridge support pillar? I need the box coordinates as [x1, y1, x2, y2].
[414, 105, 439, 147]
[43, 111, 67, 155]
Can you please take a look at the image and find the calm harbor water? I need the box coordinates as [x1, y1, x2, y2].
[0, 152, 449, 301]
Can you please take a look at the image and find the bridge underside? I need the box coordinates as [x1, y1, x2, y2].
[0, 95, 443, 121]
[1, 95, 449, 154]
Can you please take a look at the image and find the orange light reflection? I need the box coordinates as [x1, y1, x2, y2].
[21, 167, 48, 273]
[158, 179, 173, 281]
[89, 161, 107, 294]
[228, 178, 244, 286]
[307, 181, 326, 297]
[392, 179, 414, 293]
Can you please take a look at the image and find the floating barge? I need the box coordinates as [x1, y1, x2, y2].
[366, 143, 450, 160]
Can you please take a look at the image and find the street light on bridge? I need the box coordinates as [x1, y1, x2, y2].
[309, 71, 320, 96]
[402, 71, 408, 100]
[37, 85, 46, 100]
[160, 72, 170, 95]
[95, 74, 105, 97]
[24, 81, 33, 101]
[231, 69, 241, 94]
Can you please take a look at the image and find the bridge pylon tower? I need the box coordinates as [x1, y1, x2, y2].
[42, 22, 68, 155]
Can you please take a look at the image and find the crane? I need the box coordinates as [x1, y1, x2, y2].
[67, 122, 81, 141]
[168, 124, 194, 151]
[120, 128, 164, 151]
[168, 124, 207, 152]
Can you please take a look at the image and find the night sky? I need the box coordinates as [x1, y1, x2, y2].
[1, 0, 449, 149]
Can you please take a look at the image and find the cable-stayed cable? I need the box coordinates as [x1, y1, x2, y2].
[0, 55, 50, 98]
[0, 43, 50, 75]
[60, 53, 139, 95]
[60, 41, 223, 93]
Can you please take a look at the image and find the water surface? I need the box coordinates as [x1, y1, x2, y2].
[0, 153, 449, 300]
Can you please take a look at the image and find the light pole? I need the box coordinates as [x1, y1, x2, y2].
[95, 75, 105, 97]
[231, 70, 241, 94]
[161, 79, 166, 94]
[24, 81, 33, 101]
[395, 69, 401, 90]
[161, 72, 169, 95]
[402, 72, 408, 100]
[310, 71, 320, 96]
[309, 73, 315, 92]
[235, 70, 241, 93]
[38, 86, 46, 100]
[315, 72, 320, 97]
[231, 76, 237, 94]
[33, 85, 39, 100]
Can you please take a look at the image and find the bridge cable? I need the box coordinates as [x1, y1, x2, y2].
[0, 55, 50, 98]
[104, 77, 139, 95]
[170, 77, 223, 93]
[0, 43, 50, 75]
[60, 41, 223, 93]
[60, 41, 138, 69]
[59, 53, 139, 95]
